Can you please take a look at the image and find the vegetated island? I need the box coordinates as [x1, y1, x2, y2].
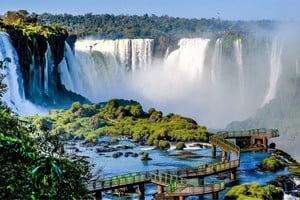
[25, 99, 210, 150]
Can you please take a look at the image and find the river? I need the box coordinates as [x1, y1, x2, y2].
[65, 137, 296, 199]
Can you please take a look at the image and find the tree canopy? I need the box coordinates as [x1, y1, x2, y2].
[0, 59, 92, 199]
[38, 13, 276, 39]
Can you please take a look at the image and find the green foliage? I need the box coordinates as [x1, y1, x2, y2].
[0, 68, 91, 199]
[261, 156, 285, 171]
[111, 137, 119, 144]
[38, 13, 276, 39]
[141, 152, 149, 161]
[25, 99, 209, 148]
[175, 141, 186, 150]
[158, 140, 170, 150]
[224, 182, 283, 200]
[1, 10, 67, 39]
[0, 109, 92, 199]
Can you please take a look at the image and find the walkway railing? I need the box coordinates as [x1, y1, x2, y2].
[87, 171, 151, 191]
[219, 128, 279, 139]
[150, 172, 225, 196]
[168, 180, 225, 196]
[150, 172, 187, 186]
[88, 128, 279, 198]
[209, 134, 240, 154]
[87, 159, 238, 192]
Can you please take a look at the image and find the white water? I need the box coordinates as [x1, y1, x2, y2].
[75, 38, 153, 71]
[262, 37, 283, 106]
[234, 39, 244, 91]
[0, 32, 46, 115]
[44, 43, 54, 97]
[211, 38, 222, 84]
[60, 37, 280, 128]
[164, 38, 210, 80]
[0, 34, 285, 127]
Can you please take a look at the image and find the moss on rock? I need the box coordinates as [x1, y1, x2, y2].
[224, 182, 283, 200]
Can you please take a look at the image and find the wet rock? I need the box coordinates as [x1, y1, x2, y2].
[96, 147, 117, 153]
[125, 152, 134, 157]
[131, 153, 139, 158]
[112, 152, 123, 158]
[80, 140, 97, 147]
[269, 175, 300, 197]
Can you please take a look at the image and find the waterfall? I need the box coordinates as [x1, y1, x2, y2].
[59, 36, 274, 128]
[0, 32, 283, 127]
[74, 38, 153, 71]
[0, 32, 45, 115]
[164, 38, 210, 80]
[210, 38, 222, 84]
[262, 37, 283, 106]
[234, 39, 244, 91]
[131, 39, 153, 71]
[60, 39, 153, 102]
[44, 42, 54, 96]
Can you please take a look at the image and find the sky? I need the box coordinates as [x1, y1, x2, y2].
[0, 0, 299, 21]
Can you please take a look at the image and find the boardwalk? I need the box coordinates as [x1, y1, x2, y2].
[87, 128, 279, 199]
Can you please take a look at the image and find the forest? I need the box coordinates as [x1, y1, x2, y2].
[38, 13, 276, 39]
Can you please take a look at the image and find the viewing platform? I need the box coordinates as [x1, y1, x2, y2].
[87, 128, 279, 200]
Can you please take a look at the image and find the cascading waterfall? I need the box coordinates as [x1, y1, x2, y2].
[262, 37, 283, 106]
[131, 39, 153, 71]
[75, 38, 154, 71]
[210, 38, 222, 84]
[0, 32, 45, 115]
[234, 39, 244, 91]
[0, 32, 288, 128]
[44, 42, 54, 97]
[164, 38, 210, 80]
[62, 37, 264, 128]
[60, 39, 154, 102]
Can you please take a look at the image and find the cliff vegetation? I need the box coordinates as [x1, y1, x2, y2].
[0, 10, 87, 106]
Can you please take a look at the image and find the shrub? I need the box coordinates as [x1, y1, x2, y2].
[141, 152, 149, 161]
[261, 156, 285, 171]
[158, 140, 170, 150]
[224, 182, 283, 200]
[175, 142, 186, 150]
[111, 137, 119, 144]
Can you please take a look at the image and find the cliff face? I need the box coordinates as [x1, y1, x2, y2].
[0, 20, 88, 107]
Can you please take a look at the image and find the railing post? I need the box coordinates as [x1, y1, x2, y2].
[179, 196, 185, 200]
[263, 137, 268, 149]
[198, 176, 204, 186]
[138, 183, 145, 200]
[157, 185, 164, 194]
[212, 144, 216, 158]
[230, 168, 237, 181]
[95, 190, 102, 200]
[221, 150, 227, 162]
[212, 191, 219, 200]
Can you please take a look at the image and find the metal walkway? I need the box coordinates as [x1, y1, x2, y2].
[87, 128, 279, 199]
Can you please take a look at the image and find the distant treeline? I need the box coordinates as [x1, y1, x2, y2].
[38, 13, 276, 39]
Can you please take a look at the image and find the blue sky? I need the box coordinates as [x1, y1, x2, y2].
[0, 0, 299, 21]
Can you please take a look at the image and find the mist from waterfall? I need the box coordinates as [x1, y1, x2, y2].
[0, 32, 46, 115]
[59, 36, 280, 128]
[0, 30, 287, 128]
